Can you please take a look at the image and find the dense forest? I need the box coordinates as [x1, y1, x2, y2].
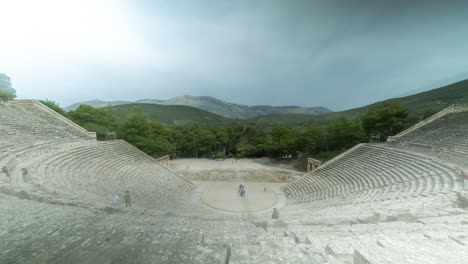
[42, 100, 409, 161]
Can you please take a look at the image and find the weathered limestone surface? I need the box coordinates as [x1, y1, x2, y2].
[2, 101, 468, 263]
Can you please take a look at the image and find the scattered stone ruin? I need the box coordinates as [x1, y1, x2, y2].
[156, 155, 171, 168]
[307, 157, 322, 172]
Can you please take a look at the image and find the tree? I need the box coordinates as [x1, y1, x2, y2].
[268, 126, 298, 158]
[362, 100, 408, 141]
[297, 123, 325, 155]
[68, 105, 99, 125]
[118, 107, 154, 153]
[0, 73, 16, 100]
[237, 144, 259, 157]
[326, 117, 367, 150]
[220, 126, 243, 156]
[68, 104, 120, 140]
[40, 100, 68, 117]
[149, 122, 177, 157]
[236, 126, 268, 157]
[176, 127, 199, 157]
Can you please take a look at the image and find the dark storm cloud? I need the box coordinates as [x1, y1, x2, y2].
[7, 0, 468, 110]
[127, 0, 468, 110]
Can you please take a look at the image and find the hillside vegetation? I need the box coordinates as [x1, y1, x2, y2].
[59, 99, 407, 162]
[65, 95, 331, 118]
[113, 103, 239, 126]
[65, 79, 468, 127]
[251, 78, 468, 128]
[44, 78, 468, 161]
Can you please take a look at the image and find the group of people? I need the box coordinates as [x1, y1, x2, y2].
[113, 190, 132, 207]
[238, 184, 246, 197]
[1, 167, 30, 183]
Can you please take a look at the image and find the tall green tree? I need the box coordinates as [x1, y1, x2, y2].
[268, 126, 298, 158]
[40, 99, 68, 117]
[362, 100, 408, 140]
[68, 104, 120, 140]
[68, 105, 99, 125]
[119, 107, 154, 153]
[297, 123, 325, 155]
[237, 126, 269, 157]
[326, 117, 367, 150]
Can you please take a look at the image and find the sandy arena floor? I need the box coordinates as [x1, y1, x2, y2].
[171, 158, 292, 213]
[193, 181, 286, 213]
[171, 158, 299, 172]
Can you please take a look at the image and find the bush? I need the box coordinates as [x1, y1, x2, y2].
[214, 152, 225, 159]
[237, 144, 259, 157]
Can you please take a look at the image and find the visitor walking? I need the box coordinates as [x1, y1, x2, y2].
[124, 190, 131, 207]
[113, 194, 120, 206]
[2, 166, 9, 178]
[272, 208, 279, 219]
[461, 171, 468, 180]
[22, 168, 29, 183]
[240, 185, 246, 197]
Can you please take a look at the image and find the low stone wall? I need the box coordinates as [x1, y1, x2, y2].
[156, 155, 171, 168]
[180, 169, 302, 182]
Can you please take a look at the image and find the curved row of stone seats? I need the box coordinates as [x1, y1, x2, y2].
[33, 140, 194, 210]
[388, 142, 468, 170]
[387, 110, 468, 169]
[0, 101, 207, 215]
[0, 139, 97, 183]
[282, 144, 463, 205]
[394, 111, 468, 155]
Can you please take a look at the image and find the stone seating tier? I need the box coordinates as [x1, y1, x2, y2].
[35, 141, 194, 210]
[282, 144, 463, 205]
[0, 103, 90, 151]
[395, 111, 468, 156]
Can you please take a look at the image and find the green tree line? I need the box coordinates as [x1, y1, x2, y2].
[44, 100, 408, 160]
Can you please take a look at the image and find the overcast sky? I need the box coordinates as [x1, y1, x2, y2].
[1, 0, 467, 111]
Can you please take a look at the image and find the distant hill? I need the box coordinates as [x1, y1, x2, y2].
[65, 99, 132, 111]
[251, 78, 468, 128]
[139, 95, 331, 119]
[67, 78, 468, 128]
[65, 95, 331, 119]
[113, 103, 239, 126]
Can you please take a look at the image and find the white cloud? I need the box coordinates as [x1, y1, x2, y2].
[0, 0, 156, 69]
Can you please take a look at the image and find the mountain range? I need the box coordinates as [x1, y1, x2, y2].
[64, 95, 331, 119]
[250, 78, 468, 127]
[64, 78, 468, 128]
